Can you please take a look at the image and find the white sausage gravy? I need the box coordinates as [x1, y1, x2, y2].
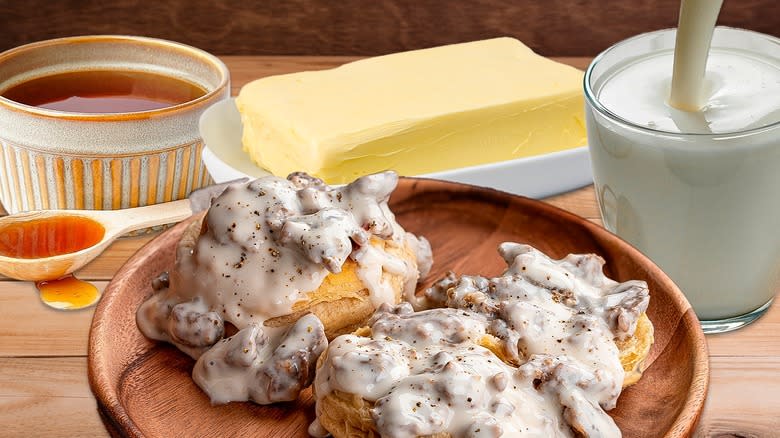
[312, 243, 649, 437]
[136, 171, 431, 405]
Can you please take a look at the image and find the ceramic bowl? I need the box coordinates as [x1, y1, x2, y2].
[0, 35, 230, 213]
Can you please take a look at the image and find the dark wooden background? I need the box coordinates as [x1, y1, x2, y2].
[0, 0, 778, 56]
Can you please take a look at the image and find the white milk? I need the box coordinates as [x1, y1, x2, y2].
[598, 50, 780, 134]
[585, 28, 780, 323]
[668, 0, 723, 111]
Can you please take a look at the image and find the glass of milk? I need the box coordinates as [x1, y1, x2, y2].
[585, 27, 780, 333]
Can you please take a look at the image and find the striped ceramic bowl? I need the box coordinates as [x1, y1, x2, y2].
[0, 36, 229, 213]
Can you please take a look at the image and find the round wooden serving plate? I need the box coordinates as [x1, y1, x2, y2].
[88, 178, 709, 438]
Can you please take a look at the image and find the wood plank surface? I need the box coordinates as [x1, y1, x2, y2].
[0, 282, 107, 357]
[0, 56, 777, 438]
[0, 358, 105, 436]
[696, 357, 780, 437]
[0, 0, 778, 56]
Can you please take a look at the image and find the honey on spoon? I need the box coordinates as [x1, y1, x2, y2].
[0, 179, 241, 310]
[0, 200, 197, 310]
[0, 215, 107, 310]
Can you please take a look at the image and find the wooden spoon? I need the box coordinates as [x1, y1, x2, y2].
[0, 179, 245, 281]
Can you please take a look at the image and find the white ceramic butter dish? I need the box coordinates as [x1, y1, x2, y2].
[199, 98, 592, 198]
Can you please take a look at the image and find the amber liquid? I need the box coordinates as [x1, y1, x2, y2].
[0, 216, 106, 310]
[37, 275, 101, 310]
[0, 216, 105, 259]
[1, 70, 207, 113]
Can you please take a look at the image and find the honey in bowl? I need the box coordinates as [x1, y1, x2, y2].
[1, 69, 207, 113]
[0, 216, 105, 310]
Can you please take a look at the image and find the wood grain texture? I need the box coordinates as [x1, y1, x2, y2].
[0, 282, 106, 357]
[694, 357, 780, 438]
[0, 0, 777, 57]
[705, 306, 780, 357]
[88, 178, 708, 438]
[0, 358, 107, 438]
[0, 395, 106, 438]
[0, 357, 92, 397]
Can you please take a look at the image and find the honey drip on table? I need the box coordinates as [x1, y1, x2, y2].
[36, 275, 101, 310]
[0, 215, 105, 310]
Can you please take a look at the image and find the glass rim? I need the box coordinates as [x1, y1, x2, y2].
[583, 26, 780, 139]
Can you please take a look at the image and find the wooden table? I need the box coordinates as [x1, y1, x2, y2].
[0, 56, 778, 438]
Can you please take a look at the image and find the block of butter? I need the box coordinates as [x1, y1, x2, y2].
[236, 37, 585, 184]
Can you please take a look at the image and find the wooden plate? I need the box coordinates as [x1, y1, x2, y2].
[88, 178, 709, 437]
